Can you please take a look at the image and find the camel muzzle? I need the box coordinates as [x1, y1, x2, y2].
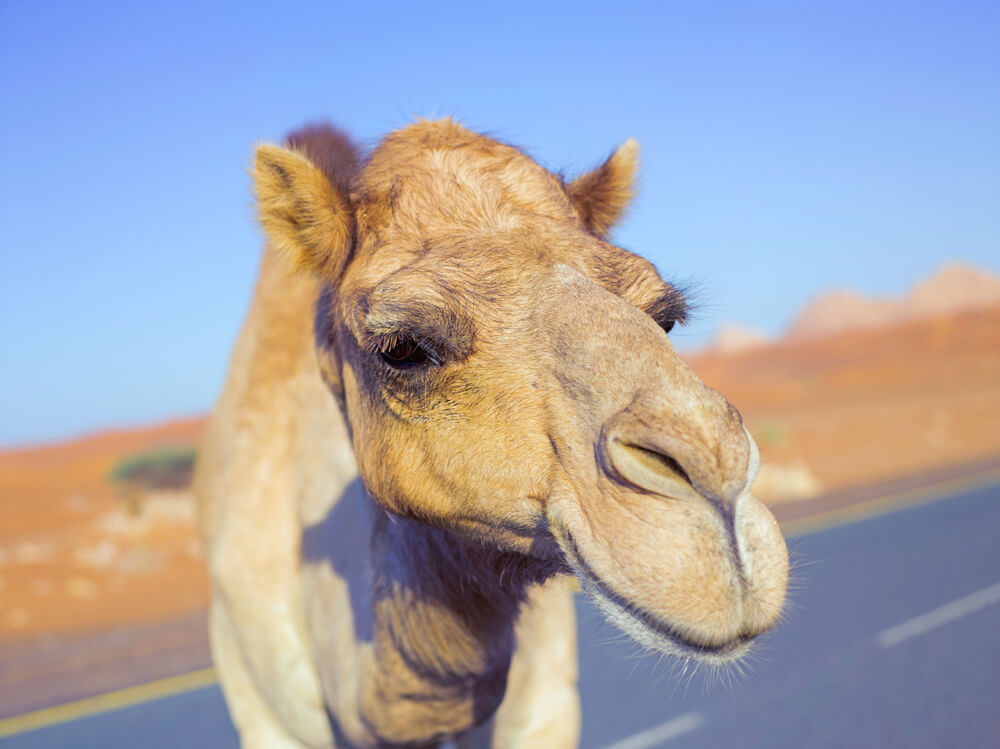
[545, 405, 789, 660]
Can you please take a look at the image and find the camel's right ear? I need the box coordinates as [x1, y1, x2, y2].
[254, 144, 354, 280]
[567, 139, 639, 237]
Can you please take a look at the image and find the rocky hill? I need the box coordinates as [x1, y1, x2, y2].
[707, 264, 1000, 352]
[787, 263, 1000, 341]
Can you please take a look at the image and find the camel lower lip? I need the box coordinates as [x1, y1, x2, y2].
[562, 530, 753, 658]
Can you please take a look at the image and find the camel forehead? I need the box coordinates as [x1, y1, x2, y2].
[342, 120, 675, 322]
[356, 119, 577, 237]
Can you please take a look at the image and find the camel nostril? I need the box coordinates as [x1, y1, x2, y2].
[621, 443, 692, 488]
[602, 436, 702, 500]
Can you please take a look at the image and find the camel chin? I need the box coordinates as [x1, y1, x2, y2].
[578, 572, 756, 664]
[553, 489, 789, 665]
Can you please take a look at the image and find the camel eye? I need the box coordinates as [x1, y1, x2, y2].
[660, 319, 675, 334]
[376, 333, 431, 369]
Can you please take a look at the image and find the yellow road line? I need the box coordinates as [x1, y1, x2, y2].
[780, 465, 1000, 537]
[0, 667, 217, 738]
[1, 465, 998, 738]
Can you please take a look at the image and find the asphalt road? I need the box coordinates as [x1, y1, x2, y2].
[3, 480, 999, 749]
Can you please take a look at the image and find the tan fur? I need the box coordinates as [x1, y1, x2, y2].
[566, 139, 638, 236]
[255, 144, 355, 279]
[197, 119, 788, 748]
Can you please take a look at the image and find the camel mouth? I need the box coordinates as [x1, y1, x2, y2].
[560, 530, 755, 663]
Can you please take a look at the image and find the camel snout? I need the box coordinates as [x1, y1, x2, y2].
[585, 405, 788, 651]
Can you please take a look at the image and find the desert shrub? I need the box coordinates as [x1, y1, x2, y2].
[109, 445, 197, 491]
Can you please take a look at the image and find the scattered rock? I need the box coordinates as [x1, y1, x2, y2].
[96, 508, 152, 536]
[13, 542, 55, 565]
[97, 490, 195, 536]
[143, 490, 196, 524]
[65, 493, 93, 514]
[753, 460, 822, 503]
[117, 548, 165, 574]
[65, 577, 100, 600]
[5, 608, 30, 629]
[74, 539, 119, 569]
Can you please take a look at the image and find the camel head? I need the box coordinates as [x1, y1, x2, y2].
[253, 120, 788, 663]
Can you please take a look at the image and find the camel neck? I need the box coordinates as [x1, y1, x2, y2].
[358, 511, 547, 744]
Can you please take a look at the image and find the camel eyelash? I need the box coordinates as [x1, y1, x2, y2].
[364, 330, 443, 369]
[364, 331, 403, 355]
[646, 288, 690, 332]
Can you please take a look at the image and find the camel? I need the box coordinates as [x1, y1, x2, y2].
[195, 119, 789, 749]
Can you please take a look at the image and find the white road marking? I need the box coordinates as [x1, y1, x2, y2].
[879, 581, 1000, 648]
[602, 712, 704, 749]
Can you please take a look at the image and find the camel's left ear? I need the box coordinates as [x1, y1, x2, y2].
[567, 139, 639, 237]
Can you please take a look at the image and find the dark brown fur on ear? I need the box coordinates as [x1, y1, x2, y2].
[285, 123, 361, 194]
[567, 139, 639, 237]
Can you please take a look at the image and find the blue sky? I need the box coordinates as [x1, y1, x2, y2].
[1, 0, 998, 447]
